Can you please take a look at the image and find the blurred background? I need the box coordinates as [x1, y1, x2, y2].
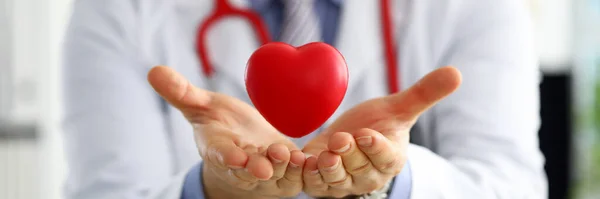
[0, 0, 599, 198]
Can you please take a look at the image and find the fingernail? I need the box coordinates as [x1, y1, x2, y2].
[333, 144, 350, 154]
[270, 156, 283, 164]
[289, 162, 299, 168]
[324, 161, 339, 172]
[310, 169, 320, 175]
[356, 136, 373, 147]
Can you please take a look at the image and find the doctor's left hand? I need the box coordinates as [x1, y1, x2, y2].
[301, 66, 462, 198]
[148, 66, 305, 199]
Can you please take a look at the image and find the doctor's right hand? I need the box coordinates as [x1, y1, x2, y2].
[148, 66, 305, 199]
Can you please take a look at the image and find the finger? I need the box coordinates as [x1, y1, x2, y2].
[206, 143, 258, 191]
[303, 156, 328, 193]
[317, 151, 352, 189]
[328, 132, 374, 176]
[267, 143, 291, 180]
[385, 66, 462, 120]
[205, 140, 248, 170]
[147, 66, 213, 110]
[276, 150, 305, 196]
[246, 153, 274, 180]
[227, 145, 263, 183]
[354, 128, 405, 175]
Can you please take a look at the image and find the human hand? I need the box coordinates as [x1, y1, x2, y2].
[302, 66, 462, 198]
[148, 66, 305, 199]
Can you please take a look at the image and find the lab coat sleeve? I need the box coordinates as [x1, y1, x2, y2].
[407, 0, 547, 198]
[62, 0, 190, 198]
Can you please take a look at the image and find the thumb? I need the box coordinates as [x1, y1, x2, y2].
[147, 66, 212, 110]
[385, 66, 462, 120]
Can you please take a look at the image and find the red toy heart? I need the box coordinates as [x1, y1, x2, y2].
[245, 42, 349, 138]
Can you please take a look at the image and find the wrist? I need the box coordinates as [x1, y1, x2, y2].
[202, 165, 247, 199]
[202, 165, 273, 199]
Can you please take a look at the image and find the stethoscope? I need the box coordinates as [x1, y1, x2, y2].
[196, 0, 400, 94]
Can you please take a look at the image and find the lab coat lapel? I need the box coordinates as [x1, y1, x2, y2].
[323, 0, 386, 126]
[335, 0, 384, 94]
[203, 0, 260, 99]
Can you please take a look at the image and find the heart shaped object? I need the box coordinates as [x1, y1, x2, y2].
[245, 42, 349, 138]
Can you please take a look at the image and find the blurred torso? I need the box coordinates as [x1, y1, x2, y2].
[140, 0, 445, 175]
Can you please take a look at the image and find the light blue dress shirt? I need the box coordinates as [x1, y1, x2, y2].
[181, 0, 412, 198]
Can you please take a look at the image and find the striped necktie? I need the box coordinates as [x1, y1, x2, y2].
[278, 0, 322, 46]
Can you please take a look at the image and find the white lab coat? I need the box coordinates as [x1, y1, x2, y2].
[62, 0, 548, 198]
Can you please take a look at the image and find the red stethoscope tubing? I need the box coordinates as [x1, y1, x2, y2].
[380, 0, 399, 94]
[196, 0, 399, 94]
